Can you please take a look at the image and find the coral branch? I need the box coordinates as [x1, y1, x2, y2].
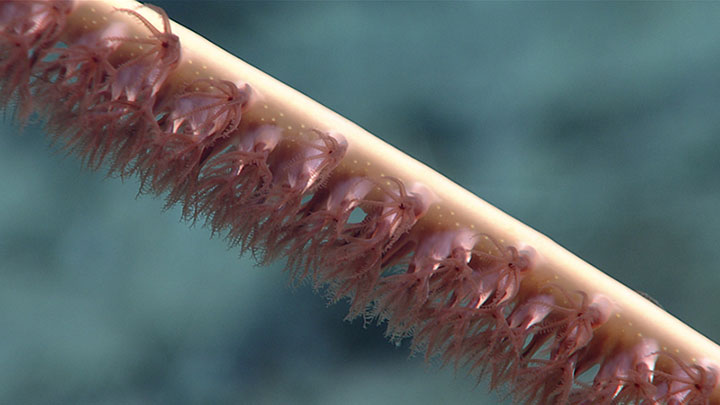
[1, 0, 719, 403]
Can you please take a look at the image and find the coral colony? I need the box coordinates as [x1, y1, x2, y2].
[1, 1, 718, 403]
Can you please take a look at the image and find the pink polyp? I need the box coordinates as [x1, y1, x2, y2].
[654, 353, 719, 404]
[412, 229, 477, 271]
[216, 125, 280, 177]
[507, 294, 554, 330]
[192, 125, 283, 227]
[467, 295, 554, 383]
[444, 238, 532, 309]
[344, 177, 429, 252]
[372, 229, 477, 335]
[108, 6, 180, 102]
[165, 80, 251, 139]
[218, 129, 347, 253]
[322, 176, 375, 217]
[506, 290, 616, 404]
[313, 177, 435, 314]
[404, 182, 438, 218]
[337, 178, 426, 259]
[268, 175, 375, 280]
[237, 124, 282, 153]
[36, 25, 125, 114]
[268, 131, 348, 196]
[119, 84, 252, 203]
[1, 1, 73, 120]
[549, 292, 614, 359]
[585, 340, 659, 403]
[199, 123, 283, 179]
[0, 1, 73, 48]
[298, 176, 374, 237]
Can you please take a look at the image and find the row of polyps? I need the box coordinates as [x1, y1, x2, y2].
[7, 2, 719, 403]
[367, 220, 716, 402]
[574, 338, 719, 404]
[16, 2, 347, 204]
[2, 2, 531, 308]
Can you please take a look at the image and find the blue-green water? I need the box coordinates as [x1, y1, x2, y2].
[1, 2, 720, 404]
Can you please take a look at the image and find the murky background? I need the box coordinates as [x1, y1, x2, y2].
[1, 1, 720, 403]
